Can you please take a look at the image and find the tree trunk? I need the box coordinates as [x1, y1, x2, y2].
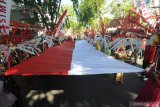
[54, 0, 61, 24]
[49, 5, 54, 31]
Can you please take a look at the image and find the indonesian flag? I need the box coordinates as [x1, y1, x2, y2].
[5, 40, 143, 76]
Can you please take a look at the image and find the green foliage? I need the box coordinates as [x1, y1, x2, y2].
[109, 0, 133, 18]
[62, 5, 83, 34]
[69, 0, 134, 34]
[13, 0, 23, 3]
[60, 5, 75, 28]
[75, 0, 105, 26]
[88, 18, 97, 29]
[13, 0, 62, 31]
[71, 0, 79, 15]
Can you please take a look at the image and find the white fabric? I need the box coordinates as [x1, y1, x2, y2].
[69, 40, 144, 75]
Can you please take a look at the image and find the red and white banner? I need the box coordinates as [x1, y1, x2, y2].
[0, 0, 11, 36]
[140, 0, 153, 25]
[132, 0, 156, 26]
[5, 40, 143, 76]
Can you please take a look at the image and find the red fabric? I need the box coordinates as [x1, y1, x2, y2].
[117, 47, 125, 53]
[5, 41, 75, 76]
[135, 64, 160, 106]
[52, 9, 67, 35]
[143, 46, 157, 64]
[91, 29, 95, 39]
[135, 78, 160, 106]
[84, 30, 89, 37]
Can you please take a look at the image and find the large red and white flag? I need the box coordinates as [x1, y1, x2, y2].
[5, 40, 143, 76]
[0, 0, 11, 36]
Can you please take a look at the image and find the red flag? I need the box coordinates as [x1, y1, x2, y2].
[52, 9, 67, 36]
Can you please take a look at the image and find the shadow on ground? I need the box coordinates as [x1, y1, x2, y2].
[13, 73, 145, 107]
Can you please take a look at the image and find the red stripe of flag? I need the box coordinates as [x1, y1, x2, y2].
[5, 40, 75, 76]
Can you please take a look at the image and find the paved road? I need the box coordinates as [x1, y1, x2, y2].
[13, 73, 145, 107]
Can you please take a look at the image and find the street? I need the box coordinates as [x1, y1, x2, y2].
[13, 73, 145, 107]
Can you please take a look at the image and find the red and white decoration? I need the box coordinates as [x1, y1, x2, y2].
[52, 9, 67, 36]
[0, 0, 11, 35]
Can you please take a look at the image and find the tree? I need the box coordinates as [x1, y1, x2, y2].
[60, 4, 83, 35]
[73, 0, 106, 26]
[13, 0, 62, 31]
[99, 17, 112, 35]
[109, 0, 133, 18]
[71, 0, 79, 16]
